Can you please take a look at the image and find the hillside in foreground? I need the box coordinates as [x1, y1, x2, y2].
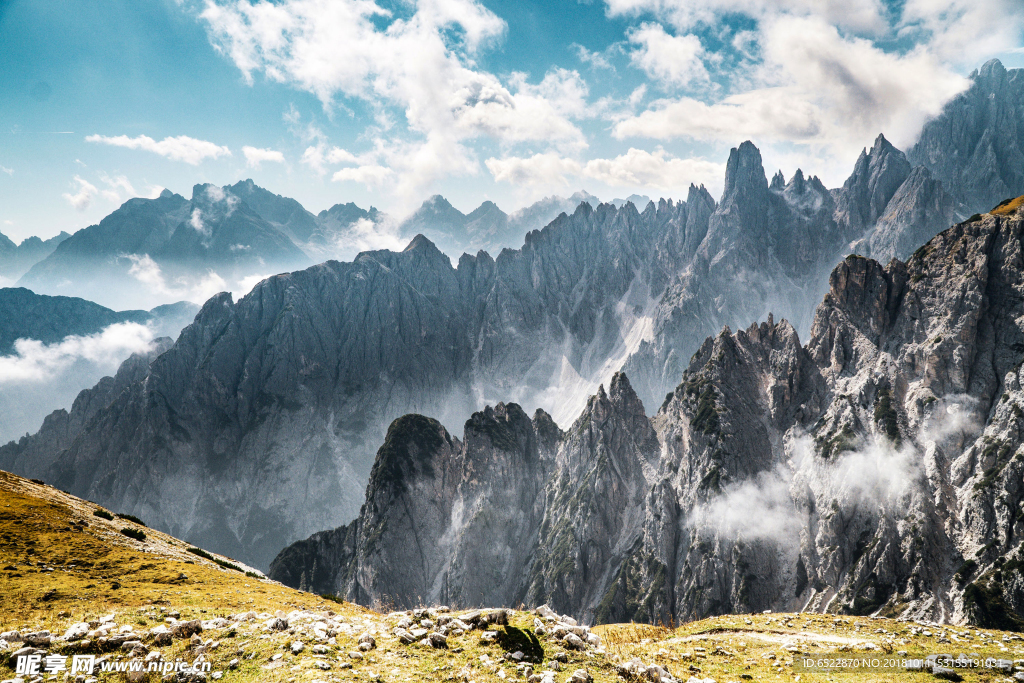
[3, 470, 1024, 683]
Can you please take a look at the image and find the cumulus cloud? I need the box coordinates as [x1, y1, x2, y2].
[332, 164, 393, 186]
[614, 17, 968, 156]
[582, 148, 724, 191]
[62, 176, 98, 211]
[486, 148, 724, 195]
[0, 323, 155, 384]
[627, 22, 708, 88]
[242, 145, 286, 168]
[86, 134, 232, 165]
[200, 0, 590, 199]
[607, 0, 896, 35]
[486, 153, 582, 187]
[603, 0, 1022, 175]
[573, 43, 616, 71]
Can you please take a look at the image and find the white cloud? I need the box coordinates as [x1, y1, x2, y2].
[690, 433, 920, 546]
[690, 393, 982, 547]
[0, 165, 12, 176]
[242, 145, 286, 168]
[627, 22, 708, 88]
[613, 15, 969, 159]
[86, 134, 232, 165]
[98, 173, 137, 203]
[62, 176, 97, 211]
[613, 87, 822, 142]
[200, 0, 590, 199]
[604, 0, 889, 34]
[0, 323, 155, 384]
[899, 0, 1024, 65]
[486, 153, 582, 187]
[582, 147, 724, 191]
[233, 272, 273, 299]
[602, 0, 1021, 180]
[189, 208, 209, 236]
[486, 148, 724, 195]
[573, 43, 616, 71]
[124, 253, 228, 303]
[332, 164, 393, 186]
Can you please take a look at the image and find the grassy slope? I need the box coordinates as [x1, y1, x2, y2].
[2, 469, 1024, 682]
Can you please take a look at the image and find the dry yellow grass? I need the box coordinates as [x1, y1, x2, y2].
[2, 469, 1023, 682]
[991, 195, 1024, 216]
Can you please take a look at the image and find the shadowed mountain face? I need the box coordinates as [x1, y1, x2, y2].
[910, 59, 1024, 215]
[0, 288, 198, 355]
[0, 288, 153, 355]
[6, 62, 1023, 573]
[274, 205, 1024, 632]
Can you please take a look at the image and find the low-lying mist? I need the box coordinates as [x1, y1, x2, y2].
[687, 395, 981, 548]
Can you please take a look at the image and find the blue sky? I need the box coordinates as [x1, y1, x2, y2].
[1, 0, 1023, 243]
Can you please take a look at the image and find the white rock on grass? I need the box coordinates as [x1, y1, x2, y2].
[569, 670, 593, 683]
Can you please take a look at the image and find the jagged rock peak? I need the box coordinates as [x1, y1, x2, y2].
[976, 57, 1008, 81]
[788, 168, 806, 193]
[463, 402, 536, 453]
[607, 371, 646, 416]
[403, 233, 438, 252]
[722, 140, 768, 201]
[770, 170, 785, 190]
[370, 414, 454, 493]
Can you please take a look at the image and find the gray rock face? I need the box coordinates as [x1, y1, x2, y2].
[866, 166, 955, 262]
[835, 134, 912, 238]
[225, 179, 319, 243]
[269, 373, 651, 613]
[274, 204, 1024, 630]
[0, 338, 174, 479]
[909, 59, 1024, 215]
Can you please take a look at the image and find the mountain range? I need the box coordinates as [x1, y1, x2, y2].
[0, 230, 70, 283]
[13, 180, 602, 311]
[271, 201, 1024, 629]
[1, 59, 1021, 585]
[0, 288, 199, 444]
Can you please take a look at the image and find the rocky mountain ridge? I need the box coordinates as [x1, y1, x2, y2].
[5, 60, 1022, 573]
[272, 201, 1024, 631]
[0, 231, 70, 283]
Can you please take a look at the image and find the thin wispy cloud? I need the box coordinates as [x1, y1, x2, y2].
[85, 133, 232, 165]
[62, 175, 98, 211]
